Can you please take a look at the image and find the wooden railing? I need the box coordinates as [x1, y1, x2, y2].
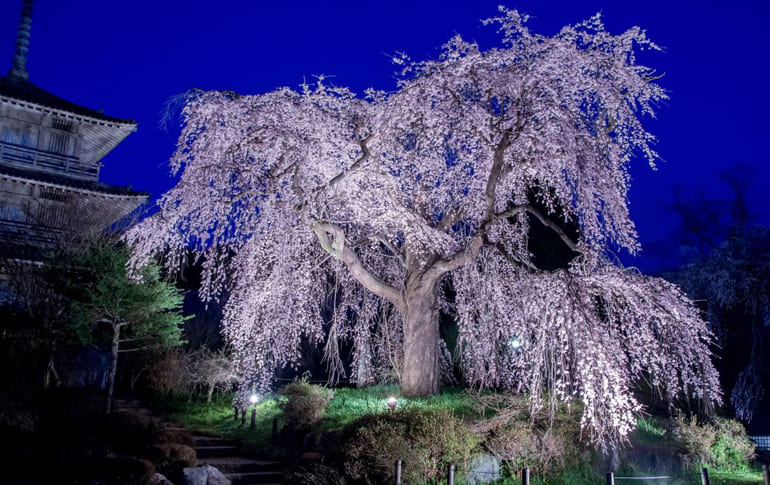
[0, 218, 64, 246]
[0, 141, 97, 180]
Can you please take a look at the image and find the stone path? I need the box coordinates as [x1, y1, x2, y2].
[114, 399, 286, 485]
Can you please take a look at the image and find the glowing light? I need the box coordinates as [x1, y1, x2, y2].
[387, 396, 398, 411]
[249, 394, 259, 405]
[509, 336, 521, 350]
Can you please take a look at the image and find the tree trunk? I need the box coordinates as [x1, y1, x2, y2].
[106, 323, 121, 414]
[400, 275, 440, 397]
[43, 352, 60, 389]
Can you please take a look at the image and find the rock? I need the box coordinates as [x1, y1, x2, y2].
[466, 453, 501, 484]
[181, 465, 231, 485]
[204, 464, 231, 485]
[182, 466, 208, 485]
[149, 472, 174, 485]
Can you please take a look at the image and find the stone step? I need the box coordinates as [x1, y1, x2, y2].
[195, 445, 240, 459]
[194, 436, 241, 448]
[163, 426, 189, 432]
[112, 399, 145, 408]
[225, 471, 285, 485]
[201, 457, 283, 474]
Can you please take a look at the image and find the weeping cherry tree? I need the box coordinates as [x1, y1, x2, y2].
[128, 9, 720, 446]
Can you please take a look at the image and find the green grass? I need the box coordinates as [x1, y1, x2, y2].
[321, 385, 478, 430]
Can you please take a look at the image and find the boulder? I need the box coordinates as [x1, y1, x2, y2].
[150, 472, 174, 485]
[466, 453, 501, 484]
[182, 465, 231, 485]
[182, 466, 208, 485]
[204, 465, 231, 485]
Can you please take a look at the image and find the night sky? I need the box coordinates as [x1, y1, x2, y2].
[1, 0, 767, 273]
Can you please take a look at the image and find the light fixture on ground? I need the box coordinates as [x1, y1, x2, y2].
[250, 394, 259, 429]
[387, 396, 398, 412]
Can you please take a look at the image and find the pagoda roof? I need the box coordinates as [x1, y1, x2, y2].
[0, 76, 136, 126]
[0, 163, 148, 198]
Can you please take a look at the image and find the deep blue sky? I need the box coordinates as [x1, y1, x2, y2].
[1, 0, 768, 272]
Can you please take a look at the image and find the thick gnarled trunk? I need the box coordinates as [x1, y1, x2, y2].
[400, 274, 440, 397]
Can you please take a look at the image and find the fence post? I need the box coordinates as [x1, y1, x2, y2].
[394, 460, 402, 485]
[447, 463, 455, 485]
[606, 471, 614, 485]
[763, 464, 769, 485]
[700, 467, 710, 485]
[522, 467, 530, 485]
[272, 417, 278, 440]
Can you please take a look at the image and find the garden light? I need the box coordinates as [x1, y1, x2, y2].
[249, 394, 259, 429]
[387, 396, 398, 412]
[509, 336, 521, 350]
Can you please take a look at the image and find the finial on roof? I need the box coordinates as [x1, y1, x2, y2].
[7, 0, 33, 81]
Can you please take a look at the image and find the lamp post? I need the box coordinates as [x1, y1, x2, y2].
[249, 393, 258, 429]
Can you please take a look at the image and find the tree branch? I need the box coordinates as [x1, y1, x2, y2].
[375, 235, 406, 268]
[312, 222, 404, 309]
[523, 205, 581, 254]
[426, 203, 581, 280]
[327, 124, 372, 189]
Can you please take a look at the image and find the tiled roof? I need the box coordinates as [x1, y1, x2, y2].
[0, 75, 136, 126]
[0, 164, 148, 198]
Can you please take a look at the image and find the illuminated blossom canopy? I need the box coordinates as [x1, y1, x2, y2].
[128, 8, 720, 446]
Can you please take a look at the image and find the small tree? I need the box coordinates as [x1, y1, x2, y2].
[46, 238, 188, 413]
[182, 347, 236, 402]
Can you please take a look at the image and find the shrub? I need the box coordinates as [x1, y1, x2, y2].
[342, 408, 478, 484]
[279, 380, 333, 429]
[147, 443, 197, 479]
[288, 461, 347, 485]
[711, 418, 755, 470]
[472, 392, 582, 475]
[671, 414, 755, 471]
[160, 428, 196, 448]
[672, 413, 716, 468]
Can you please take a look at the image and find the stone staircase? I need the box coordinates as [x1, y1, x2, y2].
[179, 431, 285, 485]
[113, 399, 286, 485]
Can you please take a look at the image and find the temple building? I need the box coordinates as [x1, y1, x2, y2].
[0, 0, 147, 303]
